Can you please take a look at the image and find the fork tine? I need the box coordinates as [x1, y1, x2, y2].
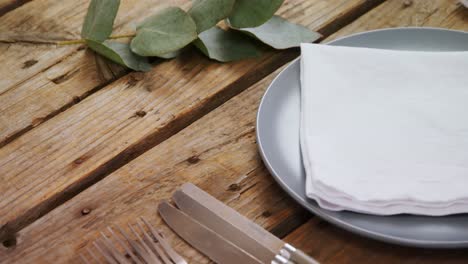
[116, 225, 149, 264]
[154, 243, 172, 264]
[128, 223, 162, 264]
[100, 231, 132, 264]
[80, 253, 91, 264]
[84, 220, 185, 264]
[108, 227, 142, 264]
[141, 217, 187, 264]
[136, 220, 172, 264]
[86, 246, 101, 263]
[94, 239, 119, 264]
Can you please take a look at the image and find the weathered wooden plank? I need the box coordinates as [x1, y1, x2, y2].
[284, 218, 468, 264]
[0, 0, 383, 242]
[281, 1, 468, 263]
[0, 0, 379, 149]
[0, 0, 188, 147]
[327, 0, 468, 41]
[0, 0, 385, 148]
[0, 68, 310, 263]
[3, 1, 465, 262]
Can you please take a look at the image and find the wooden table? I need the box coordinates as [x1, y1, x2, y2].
[0, 0, 467, 263]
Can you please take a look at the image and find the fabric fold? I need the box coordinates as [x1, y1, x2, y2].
[300, 43, 468, 215]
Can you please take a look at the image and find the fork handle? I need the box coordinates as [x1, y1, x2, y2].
[289, 249, 319, 264]
[272, 254, 294, 264]
[282, 244, 319, 264]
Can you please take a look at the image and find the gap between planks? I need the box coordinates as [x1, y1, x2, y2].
[0, 0, 32, 17]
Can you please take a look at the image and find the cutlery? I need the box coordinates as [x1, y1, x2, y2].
[80, 217, 186, 264]
[172, 183, 319, 264]
[159, 201, 264, 264]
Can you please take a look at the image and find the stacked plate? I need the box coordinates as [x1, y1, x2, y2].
[256, 27, 468, 248]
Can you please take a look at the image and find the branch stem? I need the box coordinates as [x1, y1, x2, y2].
[56, 33, 136, 46]
[108, 33, 136, 39]
[57, 39, 86, 45]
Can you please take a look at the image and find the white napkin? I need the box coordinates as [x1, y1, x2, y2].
[300, 43, 468, 215]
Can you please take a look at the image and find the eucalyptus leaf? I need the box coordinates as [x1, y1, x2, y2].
[87, 40, 152, 71]
[194, 27, 261, 62]
[231, 16, 321, 49]
[188, 0, 235, 33]
[227, 0, 283, 28]
[130, 7, 197, 56]
[81, 0, 120, 42]
[156, 50, 181, 59]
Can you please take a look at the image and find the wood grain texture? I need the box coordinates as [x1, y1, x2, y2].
[284, 218, 468, 264]
[282, 1, 468, 263]
[0, 68, 310, 263]
[0, 0, 382, 243]
[327, 0, 468, 41]
[0, 0, 188, 147]
[0, 0, 372, 148]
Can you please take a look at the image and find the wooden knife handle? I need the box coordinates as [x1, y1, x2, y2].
[282, 244, 319, 264]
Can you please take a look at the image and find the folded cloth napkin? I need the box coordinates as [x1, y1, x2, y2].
[300, 43, 468, 215]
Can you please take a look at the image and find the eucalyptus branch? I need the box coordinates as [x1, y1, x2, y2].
[56, 33, 136, 46]
[74, 0, 319, 71]
[56, 39, 86, 45]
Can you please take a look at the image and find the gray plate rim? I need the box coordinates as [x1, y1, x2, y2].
[256, 27, 468, 247]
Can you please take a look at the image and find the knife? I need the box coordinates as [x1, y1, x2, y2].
[173, 183, 319, 264]
[158, 201, 263, 264]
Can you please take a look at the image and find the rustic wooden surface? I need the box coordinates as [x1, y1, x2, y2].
[0, 0, 467, 263]
[0, 0, 380, 241]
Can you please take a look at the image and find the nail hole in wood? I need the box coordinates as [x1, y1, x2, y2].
[22, 59, 38, 69]
[228, 183, 240, 191]
[187, 155, 200, 164]
[135, 110, 147, 117]
[403, 0, 412, 7]
[262, 211, 272, 217]
[81, 208, 91, 215]
[2, 237, 17, 248]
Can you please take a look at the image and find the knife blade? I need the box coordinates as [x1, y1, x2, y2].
[173, 183, 319, 264]
[158, 201, 262, 264]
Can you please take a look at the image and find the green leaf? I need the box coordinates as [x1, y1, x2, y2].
[87, 40, 152, 71]
[227, 0, 283, 28]
[230, 16, 321, 49]
[156, 50, 181, 59]
[130, 7, 197, 56]
[81, 0, 120, 42]
[194, 27, 261, 62]
[188, 0, 235, 33]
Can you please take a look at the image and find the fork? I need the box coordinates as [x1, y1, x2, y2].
[80, 217, 187, 264]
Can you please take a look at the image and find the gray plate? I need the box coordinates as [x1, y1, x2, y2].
[256, 27, 468, 248]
